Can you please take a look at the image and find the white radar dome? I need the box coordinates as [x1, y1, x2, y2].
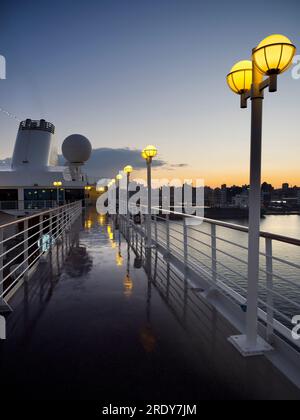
[62, 134, 92, 164]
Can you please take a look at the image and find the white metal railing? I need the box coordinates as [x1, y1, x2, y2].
[0, 200, 65, 211]
[118, 207, 300, 357]
[0, 201, 82, 308]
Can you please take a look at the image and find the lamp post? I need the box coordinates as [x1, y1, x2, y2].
[124, 165, 133, 218]
[227, 34, 296, 355]
[141, 145, 158, 249]
[84, 185, 92, 202]
[116, 174, 123, 214]
[53, 181, 62, 205]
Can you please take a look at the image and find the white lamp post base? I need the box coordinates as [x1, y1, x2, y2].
[228, 334, 273, 357]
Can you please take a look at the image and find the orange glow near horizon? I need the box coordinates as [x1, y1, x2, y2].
[133, 168, 300, 189]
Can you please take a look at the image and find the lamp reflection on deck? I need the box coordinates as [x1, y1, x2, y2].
[123, 241, 133, 296]
[85, 219, 93, 229]
[116, 252, 123, 266]
[140, 326, 156, 353]
[123, 273, 133, 296]
[98, 214, 106, 226]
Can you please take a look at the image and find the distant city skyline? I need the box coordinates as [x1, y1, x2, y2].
[0, 148, 299, 189]
[0, 0, 299, 187]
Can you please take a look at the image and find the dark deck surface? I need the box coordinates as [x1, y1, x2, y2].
[0, 210, 299, 401]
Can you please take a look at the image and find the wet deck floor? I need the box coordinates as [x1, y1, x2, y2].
[0, 210, 300, 401]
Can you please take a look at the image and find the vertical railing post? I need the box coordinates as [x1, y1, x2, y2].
[211, 224, 217, 284]
[266, 237, 274, 343]
[0, 228, 4, 308]
[60, 208, 65, 260]
[24, 220, 29, 281]
[39, 214, 43, 242]
[154, 215, 158, 245]
[183, 218, 188, 268]
[49, 210, 53, 252]
[166, 214, 170, 255]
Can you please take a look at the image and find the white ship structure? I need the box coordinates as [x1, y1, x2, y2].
[0, 119, 92, 216]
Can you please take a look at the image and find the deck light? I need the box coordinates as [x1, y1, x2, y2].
[123, 165, 133, 174]
[142, 145, 157, 161]
[124, 166, 133, 217]
[227, 60, 253, 94]
[226, 34, 296, 356]
[53, 181, 62, 187]
[253, 34, 296, 75]
[53, 182, 62, 204]
[142, 145, 158, 256]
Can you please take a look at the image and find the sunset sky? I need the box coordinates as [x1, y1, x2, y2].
[0, 0, 299, 187]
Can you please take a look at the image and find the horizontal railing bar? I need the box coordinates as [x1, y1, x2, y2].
[266, 254, 300, 271]
[0, 202, 78, 230]
[187, 242, 212, 260]
[151, 206, 300, 246]
[0, 211, 68, 259]
[215, 235, 249, 251]
[1, 204, 81, 294]
[214, 246, 249, 266]
[0, 209, 79, 273]
[0, 211, 75, 286]
[187, 254, 248, 296]
[259, 282, 300, 311]
[260, 268, 300, 290]
[127, 213, 300, 352]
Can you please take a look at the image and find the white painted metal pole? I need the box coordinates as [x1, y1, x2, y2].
[266, 237, 274, 343]
[24, 220, 29, 281]
[0, 228, 4, 306]
[183, 218, 188, 267]
[127, 173, 130, 219]
[246, 64, 264, 347]
[211, 224, 217, 283]
[146, 159, 152, 249]
[166, 214, 170, 255]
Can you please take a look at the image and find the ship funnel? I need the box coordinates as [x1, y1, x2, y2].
[11, 119, 58, 170]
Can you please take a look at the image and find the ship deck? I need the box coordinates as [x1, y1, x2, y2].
[0, 209, 299, 401]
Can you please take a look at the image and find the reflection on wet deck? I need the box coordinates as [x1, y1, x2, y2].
[0, 210, 299, 400]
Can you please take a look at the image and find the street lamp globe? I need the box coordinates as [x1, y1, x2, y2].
[116, 174, 123, 180]
[227, 60, 253, 94]
[253, 34, 296, 75]
[124, 165, 133, 174]
[143, 145, 158, 160]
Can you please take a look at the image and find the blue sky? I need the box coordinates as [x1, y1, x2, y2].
[0, 0, 299, 186]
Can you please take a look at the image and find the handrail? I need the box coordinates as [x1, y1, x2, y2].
[0, 200, 82, 309]
[151, 206, 300, 247]
[118, 209, 300, 351]
[0, 201, 81, 230]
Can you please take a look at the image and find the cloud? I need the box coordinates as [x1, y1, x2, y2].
[0, 148, 167, 179]
[160, 163, 189, 171]
[75, 148, 166, 179]
[169, 163, 189, 168]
